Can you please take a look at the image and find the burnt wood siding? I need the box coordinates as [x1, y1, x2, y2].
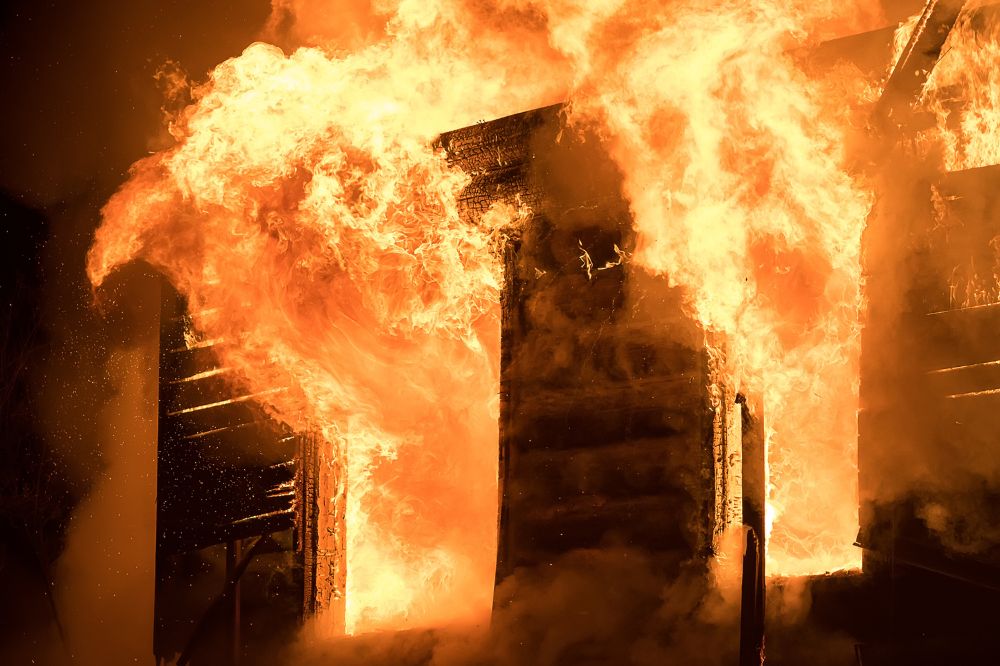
[440, 107, 716, 581]
[860, 164, 1000, 576]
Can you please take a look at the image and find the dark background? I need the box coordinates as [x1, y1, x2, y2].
[0, 0, 923, 662]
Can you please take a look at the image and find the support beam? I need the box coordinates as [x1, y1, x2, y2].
[225, 539, 242, 666]
[739, 394, 766, 666]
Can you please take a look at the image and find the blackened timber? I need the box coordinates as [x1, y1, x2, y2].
[739, 395, 766, 666]
[442, 106, 719, 589]
[874, 0, 969, 130]
[175, 535, 275, 666]
[437, 104, 562, 217]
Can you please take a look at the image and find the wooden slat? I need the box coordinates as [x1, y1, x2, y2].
[161, 343, 231, 382]
[159, 510, 296, 555]
[159, 393, 277, 440]
[177, 421, 297, 465]
[509, 494, 696, 559]
[161, 368, 243, 413]
[918, 305, 1000, 370]
[926, 360, 1000, 396]
[509, 436, 704, 504]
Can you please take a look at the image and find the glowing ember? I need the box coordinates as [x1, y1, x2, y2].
[86, 0, 1000, 634]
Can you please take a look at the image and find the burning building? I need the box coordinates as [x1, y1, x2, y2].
[6, 0, 1000, 664]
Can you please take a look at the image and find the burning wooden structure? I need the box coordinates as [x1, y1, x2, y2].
[144, 3, 1000, 664]
[439, 107, 766, 661]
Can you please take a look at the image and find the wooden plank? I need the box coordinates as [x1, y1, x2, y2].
[162, 369, 245, 414]
[510, 435, 706, 504]
[180, 420, 293, 452]
[159, 394, 277, 440]
[919, 305, 1000, 370]
[926, 360, 1000, 396]
[161, 344, 231, 382]
[509, 494, 696, 560]
[874, 0, 969, 130]
[159, 510, 296, 556]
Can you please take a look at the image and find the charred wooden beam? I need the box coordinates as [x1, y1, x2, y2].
[874, 0, 969, 130]
[739, 394, 766, 666]
[310, 433, 348, 635]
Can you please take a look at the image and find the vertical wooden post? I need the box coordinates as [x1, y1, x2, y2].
[226, 539, 242, 665]
[309, 432, 347, 635]
[739, 394, 766, 666]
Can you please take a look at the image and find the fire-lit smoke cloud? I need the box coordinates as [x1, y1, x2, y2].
[85, 0, 1000, 637]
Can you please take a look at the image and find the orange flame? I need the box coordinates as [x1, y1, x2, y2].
[547, 1, 878, 575]
[88, 38, 532, 633]
[89, 0, 1000, 633]
[921, 5, 1000, 171]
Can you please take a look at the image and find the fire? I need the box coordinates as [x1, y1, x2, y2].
[88, 37, 529, 633]
[921, 6, 1000, 171]
[88, 0, 1000, 635]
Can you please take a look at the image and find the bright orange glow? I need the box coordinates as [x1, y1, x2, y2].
[921, 6, 1000, 171]
[88, 39, 533, 633]
[87, 0, 1000, 632]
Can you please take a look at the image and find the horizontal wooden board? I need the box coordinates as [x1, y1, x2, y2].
[925, 360, 1000, 397]
[161, 343, 231, 382]
[916, 305, 1000, 371]
[159, 393, 277, 440]
[158, 509, 296, 555]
